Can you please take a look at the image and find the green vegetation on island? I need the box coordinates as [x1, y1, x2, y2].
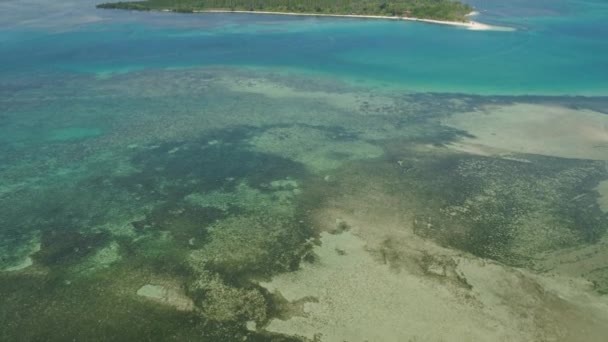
[96, 0, 474, 22]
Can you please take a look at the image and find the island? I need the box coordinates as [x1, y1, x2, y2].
[96, 0, 475, 23]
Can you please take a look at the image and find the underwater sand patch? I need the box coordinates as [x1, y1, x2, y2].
[136, 284, 194, 311]
[220, 77, 395, 113]
[443, 103, 608, 160]
[532, 235, 608, 289]
[260, 231, 519, 341]
[260, 229, 608, 342]
[249, 126, 384, 172]
[1, 236, 40, 272]
[261, 170, 608, 342]
[443, 141, 532, 163]
[3, 253, 36, 272]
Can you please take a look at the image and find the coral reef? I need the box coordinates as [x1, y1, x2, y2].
[2, 66, 608, 340]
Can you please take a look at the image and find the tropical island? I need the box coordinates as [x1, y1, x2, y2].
[97, 0, 475, 23]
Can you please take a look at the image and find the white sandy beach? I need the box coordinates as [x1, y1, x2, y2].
[180, 9, 514, 31]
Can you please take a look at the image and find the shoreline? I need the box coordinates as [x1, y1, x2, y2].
[180, 9, 514, 31]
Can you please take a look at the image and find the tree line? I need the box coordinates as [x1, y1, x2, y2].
[97, 0, 473, 21]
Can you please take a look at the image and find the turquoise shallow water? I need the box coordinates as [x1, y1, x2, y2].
[1, 0, 607, 95]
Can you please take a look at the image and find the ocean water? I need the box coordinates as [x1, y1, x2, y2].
[1, 0, 608, 341]
[1, 0, 607, 95]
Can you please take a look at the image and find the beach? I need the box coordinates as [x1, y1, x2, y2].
[183, 9, 514, 31]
